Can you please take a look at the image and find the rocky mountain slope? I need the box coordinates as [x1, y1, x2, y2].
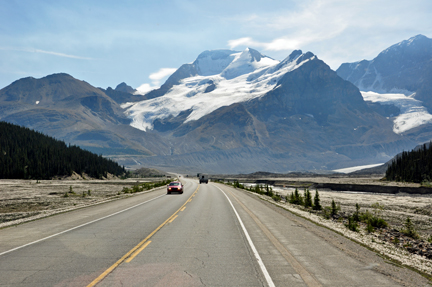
[121, 49, 415, 173]
[337, 34, 432, 146]
[336, 35, 432, 97]
[1, 43, 427, 174]
[0, 73, 158, 156]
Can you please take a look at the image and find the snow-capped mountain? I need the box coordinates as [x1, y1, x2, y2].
[337, 34, 432, 135]
[337, 34, 432, 94]
[123, 48, 315, 131]
[2, 44, 426, 174]
[113, 48, 415, 173]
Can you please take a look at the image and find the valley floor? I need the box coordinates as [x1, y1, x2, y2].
[0, 178, 162, 228]
[1, 177, 431, 280]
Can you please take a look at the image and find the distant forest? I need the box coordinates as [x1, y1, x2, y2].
[385, 142, 432, 183]
[0, 121, 126, 179]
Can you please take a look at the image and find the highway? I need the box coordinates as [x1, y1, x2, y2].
[0, 178, 411, 286]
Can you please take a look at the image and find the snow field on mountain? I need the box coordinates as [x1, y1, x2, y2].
[333, 163, 384, 173]
[361, 91, 432, 134]
[124, 50, 313, 132]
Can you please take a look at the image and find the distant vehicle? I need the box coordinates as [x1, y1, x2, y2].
[199, 174, 208, 184]
[167, 181, 183, 194]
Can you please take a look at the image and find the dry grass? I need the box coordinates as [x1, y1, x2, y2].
[0, 178, 164, 227]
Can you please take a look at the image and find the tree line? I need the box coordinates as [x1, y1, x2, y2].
[0, 121, 126, 179]
[385, 142, 432, 183]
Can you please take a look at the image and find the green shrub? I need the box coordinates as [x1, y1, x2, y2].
[366, 220, 374, 233]
[369, 217, 388, 229]
[360, 209, 388, 230]
[353, 203, 361, 222]
[289, 192, 295, 204]
[360, 210, 373, 222]
[347, 216, 359, 232]
[265, 185, 274, 197]
[323, 206, 332, 219]
[233, 181, 245, 189]
[401, 217, 419, 239]
[272, 194, 281, 202]
[132, 185, 140, 193]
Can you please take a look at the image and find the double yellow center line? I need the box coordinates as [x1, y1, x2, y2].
[87, 185, 199, 287]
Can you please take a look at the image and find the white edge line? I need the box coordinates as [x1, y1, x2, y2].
[215, 185, 275, 287]
[0, 194, 165, 257]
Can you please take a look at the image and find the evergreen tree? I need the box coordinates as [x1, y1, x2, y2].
[313, 190, 322, 210]
[331, 199, 338, 216]
[292, 188, 303, 205]
[303, 188, 313, 208]
[385, 142, 432, 183]
[0, 121, 126, 179]
[289, 192, 295, 204]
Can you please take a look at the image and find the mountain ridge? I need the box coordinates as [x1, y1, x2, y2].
[1, 40, 429, 173]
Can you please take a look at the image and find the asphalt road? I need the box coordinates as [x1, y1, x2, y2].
[0, 178, 413, 286]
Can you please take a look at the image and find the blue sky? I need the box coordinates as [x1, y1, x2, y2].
[1, 0, 431, 93]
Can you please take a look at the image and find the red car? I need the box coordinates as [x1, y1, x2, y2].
[167, 181, 183, 194]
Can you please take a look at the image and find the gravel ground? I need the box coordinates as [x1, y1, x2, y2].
[273, 187, 432, 238]
[0, 178, 166, 228]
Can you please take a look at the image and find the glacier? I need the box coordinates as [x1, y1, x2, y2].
[123, 48, 315, 131]
[361, 91, 432, 134]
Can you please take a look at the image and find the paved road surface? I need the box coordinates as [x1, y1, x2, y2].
[0, 178, 424, 286]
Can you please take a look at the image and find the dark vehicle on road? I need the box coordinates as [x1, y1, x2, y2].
[167, 181, 183, 194]
[199, 174, 208, 184]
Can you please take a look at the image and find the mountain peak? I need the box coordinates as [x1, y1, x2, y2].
[406, 34, 429, 44]
[115, 82, 136, 94]
[194, 49, 237, 76]
[221, 48, 278, 80]
[288, 50, 303, 61]
[276, 50, 316, 71]
[380, 34, 432, 56]
[244, 47, 263, 62]
[337, 34, 432, 95]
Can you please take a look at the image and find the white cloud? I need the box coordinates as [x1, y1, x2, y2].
[228, 37, 303, 51]
[134, 67, 177, 95]
[31, 48, 93, 60]
[225, 0, 431, 69]
[0, 47, 93, 60]
[135, 83, 159, 95]
[149, 68, 177, 86]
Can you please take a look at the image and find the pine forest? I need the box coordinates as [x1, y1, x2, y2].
[385, 142, 432, 183]
[0, 121, 126, 179]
